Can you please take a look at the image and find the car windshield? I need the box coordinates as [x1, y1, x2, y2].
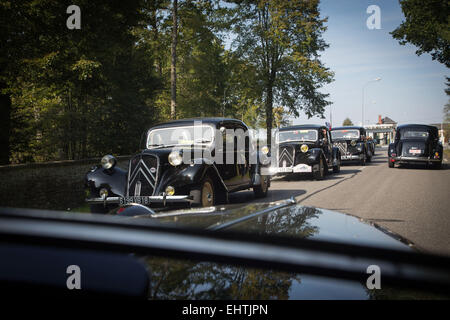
[400, 130, 429, 139]
[278, 130, 317, 142]
[331, 130, 360, 140]
[147, 125, 214, 148]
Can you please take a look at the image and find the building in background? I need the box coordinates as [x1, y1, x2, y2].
[364, 115, 397, 145]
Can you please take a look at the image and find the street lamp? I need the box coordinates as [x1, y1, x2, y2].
[362, 77, 381, 126]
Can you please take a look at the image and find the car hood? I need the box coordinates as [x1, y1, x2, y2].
[129, 201, 428, 300]
[134, 201, 413, 251]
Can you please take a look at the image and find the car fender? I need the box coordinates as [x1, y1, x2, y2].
[85, 166, 127, 197]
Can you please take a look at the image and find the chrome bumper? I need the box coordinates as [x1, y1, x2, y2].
[393, 156, 441, 163]
[341, 154, 363, 161]
[86, 195, 192, 206]
[273, 163, 316, 174]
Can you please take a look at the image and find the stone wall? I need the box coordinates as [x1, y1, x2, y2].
[0, 156, 130, 210]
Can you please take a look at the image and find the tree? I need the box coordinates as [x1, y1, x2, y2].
[228, 0, 334, 144]
[170, 0, 178, 119]
[342, 118, 353, 126]
[391, 0, 450, 68]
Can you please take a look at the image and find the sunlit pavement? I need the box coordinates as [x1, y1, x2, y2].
[229, 147, 450, 256]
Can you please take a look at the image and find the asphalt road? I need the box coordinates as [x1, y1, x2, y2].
[229, 147, 450, 256]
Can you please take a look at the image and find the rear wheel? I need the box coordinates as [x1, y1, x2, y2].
[388, 159, 394, 168]
[313, 157, 325, 180]
[431, 161, 442, 170]
[333, 156, 341, 173]
[253, 175, 270, 198]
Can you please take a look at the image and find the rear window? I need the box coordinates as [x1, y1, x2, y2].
[400, 130, 429, 139]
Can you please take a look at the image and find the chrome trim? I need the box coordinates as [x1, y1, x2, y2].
[207, 198, 296, 231]
[85, 195, 192, 205]
[393, 156, 441, 162]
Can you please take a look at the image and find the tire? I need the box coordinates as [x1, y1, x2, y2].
[360, 153, 366, 166]
[313, 157, 325, 180]
[431, 161, 442, 170]
[200, 177, 216, 207]
[253, 175, 270, 198]
[388, 159, 394, 168]
[333, 156, 341, 173]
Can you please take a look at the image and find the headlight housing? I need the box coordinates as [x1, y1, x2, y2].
[101, 155, 117, 170]
[168, 151, 183, 166]
[261, 146, 270, 155]
[165, 186, 175, 196]
[301, 144, 309, 153]
[350, 140, 357, 146]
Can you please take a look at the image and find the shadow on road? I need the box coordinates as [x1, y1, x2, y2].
[396, 163, 449, 171]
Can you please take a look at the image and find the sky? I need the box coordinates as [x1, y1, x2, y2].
[291, 0, 449, 127]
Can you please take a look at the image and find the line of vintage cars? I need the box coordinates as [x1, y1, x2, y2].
[85, 118, 443, 213]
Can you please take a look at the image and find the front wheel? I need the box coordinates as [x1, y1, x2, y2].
[200, 177, 216, 207]
[313, 157, 325, 180]
[360, 153, 366, 166]
[254, 175, 270, 198]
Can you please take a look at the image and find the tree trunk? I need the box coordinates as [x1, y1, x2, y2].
[265, 83, 274, 146]
[0, 82, 11, 165]
[170, 0, 178, 120]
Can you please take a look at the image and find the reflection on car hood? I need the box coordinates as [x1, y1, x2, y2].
[134, 201, 413, 251]
[131, 202, 429, 300]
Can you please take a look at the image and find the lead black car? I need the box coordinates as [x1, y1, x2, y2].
[388, 124, 443, 169]
[331, 126, 372, 165]
[85, 118, 270, 212]
[274, 125, 341, 180]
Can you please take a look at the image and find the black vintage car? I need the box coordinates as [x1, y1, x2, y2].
[331, 126, 372, 165]
[274, 125, 341, 180]
[388, 124, 443, 169]
[1, 202, 450, 300]
[85, 118, 270, 212]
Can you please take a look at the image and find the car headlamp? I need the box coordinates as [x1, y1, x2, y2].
[168, 151, 183, 166]
[261, 146, 270, 155]
[350, 140, 357, 146]
[301, 144, 309, 153]
[165, 186, 175, 196]
[101, 155, 117, 170]
[99, 188, 109, 199]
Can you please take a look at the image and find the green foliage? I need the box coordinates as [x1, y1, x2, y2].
[226, 0, 334, 142]
[342, 118, 354, 126]
[391, 0, 450, 67]
[1, 0, 333, 163]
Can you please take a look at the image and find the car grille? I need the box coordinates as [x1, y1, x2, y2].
[334, 142, 348, 155]
[127, 154, 159, 196]
[278, 146, 295, 167]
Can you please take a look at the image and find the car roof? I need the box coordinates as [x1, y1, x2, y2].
[150, 117, 247, 130]
[278, 124, 324, 131]
[397, 124, 438, 132]
[331, 126, 364, 131]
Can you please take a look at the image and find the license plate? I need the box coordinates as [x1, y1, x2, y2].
[293, 164, 312, 173]
[120, 196, 152, 206]
[278, 167, 293, 173]
[409, 149, 421, 154]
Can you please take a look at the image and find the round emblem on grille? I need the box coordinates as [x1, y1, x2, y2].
[150, 167, 156, 173]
